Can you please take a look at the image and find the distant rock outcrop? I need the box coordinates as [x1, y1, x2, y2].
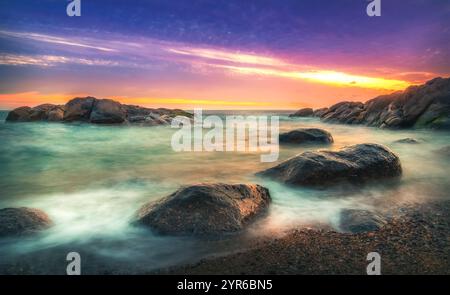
[289, 108, 314, 117]
[6, 96, 192, 125]
[0, 207, 53, 237]
[279, 128, 333, 145]
[290, 77, 450, 130]
[257, 143, 402, 186]
[135, 183, 271, 236]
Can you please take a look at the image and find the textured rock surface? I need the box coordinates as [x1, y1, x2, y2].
[339, 209, 387, 233]
[279, 128, 333, 144]
[0, 207, 53, 237]
[289, 77, 450, 129]
[393, 138, 421, 144]
[135, 183, 271, 236]
[257, 143, 402, 186]
[90, 99, 126, 124]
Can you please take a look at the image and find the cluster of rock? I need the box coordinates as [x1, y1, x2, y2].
[290, 77, 450, 129]
[5, 97, 192, 125]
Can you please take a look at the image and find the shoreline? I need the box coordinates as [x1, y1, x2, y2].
[155, 200, 450, 275]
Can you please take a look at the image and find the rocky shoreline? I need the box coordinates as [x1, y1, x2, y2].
[156, 200, 450, 275]
[290, 77, 450, 130]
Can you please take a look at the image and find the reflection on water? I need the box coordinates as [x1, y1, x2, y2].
[0, 111, 449, 273]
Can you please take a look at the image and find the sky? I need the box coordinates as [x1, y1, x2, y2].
[0, 0, 449, 110]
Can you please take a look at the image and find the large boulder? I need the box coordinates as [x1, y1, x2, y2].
[90, 99, 126, 124]
[63, 97, 96, 122]
[6, 104, 65, 122]
[279, 128, 333, 145]
[0, 207, 53, 237]
[313, 108, 328, 117]
[289, 108, 314, 117]
[257, 143, 402, 186]
[135, 183, 271, 236]
[339, 209, 387, 233]
[5, 106, 32, 122]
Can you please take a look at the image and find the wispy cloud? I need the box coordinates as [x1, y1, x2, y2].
[0, 30, 117, 52]
[0, 54, 120, 67]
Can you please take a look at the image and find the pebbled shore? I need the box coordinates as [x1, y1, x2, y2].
[157, 200, 450, 275]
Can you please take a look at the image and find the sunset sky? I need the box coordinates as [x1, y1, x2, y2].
[0, 0, 449, 109]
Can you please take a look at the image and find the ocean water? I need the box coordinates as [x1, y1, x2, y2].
[0, 110, 449, 274]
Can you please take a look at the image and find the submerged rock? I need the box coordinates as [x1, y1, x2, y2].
[289, 108, 314, 117]
[257, 143, 402, 186]
[0, 207, 53, 237]
[435, 146, 450, 158]
[393, 138, 421, 144]
[279, 128, 333, 145]
[135, 183, 271, 236]
[339, 209, 387, 233]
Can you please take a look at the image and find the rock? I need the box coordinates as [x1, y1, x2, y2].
[5, 106, 32, 122]
[6, 104, 65, 122]
[279, 128, 333, 145]
[63, 97, 96, 122]
[393, 138, 420, 144]
[313, 108, 328, 117]
[90, 99, 126, 124]
[257, 143, 402, 186]
[135, 183, 271, 236]
[317, 77, 450, 129]
[0, 207, 53, 237]
[289, 108, 314, 117]
[321, 101, 365, 124]
[46, 106, 65, 121]
[339, 209, 387, 233]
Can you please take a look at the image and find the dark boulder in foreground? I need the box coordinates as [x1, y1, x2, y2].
[289, 77, 450, 129]
[6, 96, 192, 126]
[393, 138, 421, 144]
[279, 128, 333, 145]
[0, 207, 53, 237]
[135, 183, 271, 236]
[289, 108, 314, 117]
[257, 143, 402, 186]
[339, 209, 387, 233]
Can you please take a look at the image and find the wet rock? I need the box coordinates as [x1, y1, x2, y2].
[63, 97, 96, 122]
[257, 143, 402, 186]
[339, 209, 387, 233]
[90, 99, 126, 124]
[279, 128, 333, 145]
[289, 108, 314, 117]
[0, 207, 53, 237]
[435, 146, 450, 158]
[135, 183, 271, 236]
